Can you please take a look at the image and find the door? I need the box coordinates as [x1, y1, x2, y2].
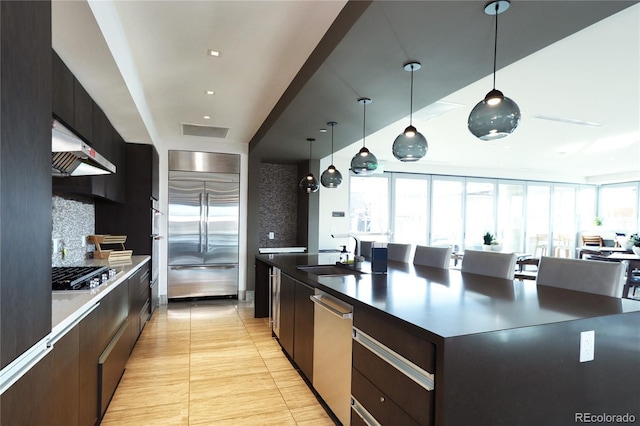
[204, 180, 239, 264]
[168, 180, 205, 265]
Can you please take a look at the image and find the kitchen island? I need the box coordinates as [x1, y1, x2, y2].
[256, 253, 640, 426]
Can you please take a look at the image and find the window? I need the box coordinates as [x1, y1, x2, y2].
[526, 184, 551, 257]
[497, 183, 524, 253]
[349, 176, 389, 237]
[393, 176, 429, 245]
[431, 178, 463, 250]
[464, 180, 496, 249]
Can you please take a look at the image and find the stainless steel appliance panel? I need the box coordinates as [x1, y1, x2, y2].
[312, 289, 353, 425]
[204, 180, 239, 264]
[168, 264, 238, 299]
[167, 157, 240, 299]
[169, 150, 239, 174]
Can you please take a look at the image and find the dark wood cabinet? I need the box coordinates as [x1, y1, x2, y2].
[254, 259, 270, 318]
[128, 264, 150, 351]
[79, 305, 101, 426]
[0, 0, 52, 369]
[52, 50, 74, 128]
[52, 52, 126, 203]
[73, 80, 93, 142]
[275, 272, 314, 382]
[96, 143, 158, 257]
[0, 349, 54, 426]
[279, 273, 296, 358]
[293, 281, 314, 380]
[51, 327, 80, 426]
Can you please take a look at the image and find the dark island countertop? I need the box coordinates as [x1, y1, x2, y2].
[257, 252, 640, 341]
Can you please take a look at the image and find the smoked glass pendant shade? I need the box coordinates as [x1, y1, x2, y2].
[468, 92, 521, 140]
[350, 147, 378, 174]
[351, 98, 378, 175]
[392, 130, 428, 162]
[392, 62, 427, 162]
[299, 173, 319, 193]
[320, 165, 342, 188]
[468, 0, 520, 140]
[321, 122, 342, 188]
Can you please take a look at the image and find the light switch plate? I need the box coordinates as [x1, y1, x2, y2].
[579, 330, 595, 362]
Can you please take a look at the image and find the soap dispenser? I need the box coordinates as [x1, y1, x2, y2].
[339, 245, 349, 263]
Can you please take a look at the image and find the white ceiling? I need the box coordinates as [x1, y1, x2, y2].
[52, 1, 640, 184]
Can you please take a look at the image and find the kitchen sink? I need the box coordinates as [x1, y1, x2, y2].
[297, 264, 363, 276]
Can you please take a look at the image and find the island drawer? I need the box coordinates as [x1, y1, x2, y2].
[351, 368, 421, 426]
[353, 306, 435, 373]
[352, 337, 433, 425]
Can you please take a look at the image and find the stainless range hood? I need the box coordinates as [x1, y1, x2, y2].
[52, 119, 116, 176]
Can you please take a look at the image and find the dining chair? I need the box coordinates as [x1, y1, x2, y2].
[534, 234, 548, 258]
[536, 256, 625, 297]
[461, 250, 517, 280]
[413, 245, 452, 269]
[387, 243, 412, 263]
[581, 235, 603, 247]
[360, 241, 374, 261]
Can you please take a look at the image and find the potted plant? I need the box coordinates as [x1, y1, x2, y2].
[491, 239, 503, 252]
[628, 233, 640, 256]
[482, 232, 494, 251]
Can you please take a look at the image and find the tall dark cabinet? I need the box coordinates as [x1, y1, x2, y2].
[0, 0, 52, 368]
[96, 143, 159, 255]
[0, 0, 53, 423]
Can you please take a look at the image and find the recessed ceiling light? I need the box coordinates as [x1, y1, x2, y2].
[205, 90, 215, 95]
[203, 115, 210, 120]
[207, 49, 220, 57]
[319, 128, 327, 133]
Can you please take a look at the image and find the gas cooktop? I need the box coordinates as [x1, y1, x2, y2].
[52, 266, 116, 291]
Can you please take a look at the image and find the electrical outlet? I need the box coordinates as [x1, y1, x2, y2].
[579, 330, 595, 362]
[268, 232, 274, 240]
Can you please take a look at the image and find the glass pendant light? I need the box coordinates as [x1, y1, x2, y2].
[468, 0, 521, 140]
[299, 138, 319, 193]
[350, 97, 378, 175]
[392, 61, 428, 162]
[320, 121, 343, 188]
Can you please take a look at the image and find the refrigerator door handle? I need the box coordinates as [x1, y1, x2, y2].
[198, 192, 204, 253]
[205, 192, 210, 253]
[169, 265, 236, 270]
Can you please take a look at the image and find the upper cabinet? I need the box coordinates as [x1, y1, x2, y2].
[52, 51, 74, 127]
[52, 49, 125, 203]
[73, 80, 93, 142]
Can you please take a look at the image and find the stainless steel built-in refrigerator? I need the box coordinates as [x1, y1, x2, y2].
[168, 151, 240, 299]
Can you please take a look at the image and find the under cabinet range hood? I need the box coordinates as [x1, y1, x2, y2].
[52, 119, 116, 176]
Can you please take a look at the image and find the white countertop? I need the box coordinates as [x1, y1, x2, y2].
[51, 255, 150, 338]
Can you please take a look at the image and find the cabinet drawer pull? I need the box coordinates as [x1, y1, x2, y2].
[351, 396, 382, 426]
[353, 327, 435, 391]
[379, 396, 385, 403]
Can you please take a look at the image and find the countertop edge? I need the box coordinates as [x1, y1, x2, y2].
[51, 255, 151, 338]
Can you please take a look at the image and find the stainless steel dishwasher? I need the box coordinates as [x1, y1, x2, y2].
[311, 289, 353, 425]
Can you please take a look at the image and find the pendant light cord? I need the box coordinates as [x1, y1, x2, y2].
[330, 123, 335, 164]
[492, 1, 499, 90]
[362, 102, 366, 147]
[409, 66, 414, 126]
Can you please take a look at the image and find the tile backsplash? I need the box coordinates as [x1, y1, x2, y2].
[52, 193, 95, 266]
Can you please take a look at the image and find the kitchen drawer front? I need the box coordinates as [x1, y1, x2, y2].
[353, 339, 433, 425]
[351, 368, 420, 426]
[354, 306, 435, 373]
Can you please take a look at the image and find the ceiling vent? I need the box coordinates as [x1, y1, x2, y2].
[532, 115, 605, 128]
[181, 123, 229, 138]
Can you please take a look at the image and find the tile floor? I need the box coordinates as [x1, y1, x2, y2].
[101, 299, 336, 425]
